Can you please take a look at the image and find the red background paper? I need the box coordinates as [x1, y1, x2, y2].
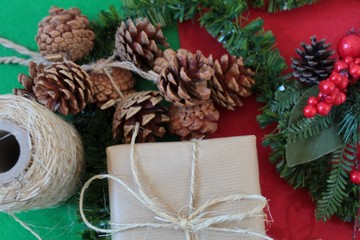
[178, 0, 360, 239]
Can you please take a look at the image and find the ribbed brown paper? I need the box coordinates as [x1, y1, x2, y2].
[107, 136, 266, 239]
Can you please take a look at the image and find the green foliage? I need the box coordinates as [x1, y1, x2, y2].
[267, 0, 318, 12]
[84, 5, 123, 62]
[316, 144, 356, 221]
[286, 115, 333, 143]
[337, 84, 360, 144]
[71, 105, 116, 240]
[271, 81, 303, 114]
[259, 78, 359, 220]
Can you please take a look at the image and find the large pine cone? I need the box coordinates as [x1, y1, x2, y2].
[209, 54, 255, 110]
[14, 61, 93, 115]
[291, 36, 335, 85]
[157, 49, 214, 107]
[36, 6, 95, 62]
[112, 91, 169, 143]
[115, 18, 169, 70]
[169, 100, 220, 140]
[90, 67, 135, 109]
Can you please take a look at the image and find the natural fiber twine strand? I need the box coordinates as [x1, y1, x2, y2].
[80, 123, 272, 240]
[0, 37, 159, 83]
[0, 94, 84, 212]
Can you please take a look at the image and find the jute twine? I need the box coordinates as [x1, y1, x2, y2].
[0, 37, 159, 84]
[79, 123, 272, 240]
[0, 94, 84, 212]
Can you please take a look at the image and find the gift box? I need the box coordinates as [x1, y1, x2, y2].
[107, 135, 268, 239]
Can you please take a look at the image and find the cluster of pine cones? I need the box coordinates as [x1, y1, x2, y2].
[13, 6, 256, 143]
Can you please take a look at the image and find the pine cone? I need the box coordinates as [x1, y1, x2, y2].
[36, 6, 95, 62]
[291, 35, 335, 85]
[115, 18, 169, 70]
[157, 49, 214, 107]
[14, 61, 93, 115]
[169, 100, 220, 140]
[112, 91, 169, 143]
[90, 67, 136, 109]
[209, 54, 255, 110]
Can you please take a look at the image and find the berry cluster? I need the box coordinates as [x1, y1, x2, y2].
[303, 69, 348, 118]
[303, 32, 360, 118]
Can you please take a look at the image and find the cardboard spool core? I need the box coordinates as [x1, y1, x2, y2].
[0, 120, 31, 184]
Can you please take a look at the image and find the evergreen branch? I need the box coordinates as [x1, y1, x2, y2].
[82, 5, 123, 62]
[267, 0, 318, 12]
[286, 114, 333, 143]
[271, 81, 303, 114]
[336, 84, 360, 144]
[316, 144, 356, 221]
[72, 105, 116, 240]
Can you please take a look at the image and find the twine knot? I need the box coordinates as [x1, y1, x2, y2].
[178, 216, 193, 232]
[79, 123, 272, 240]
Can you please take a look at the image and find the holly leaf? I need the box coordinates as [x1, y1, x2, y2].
[286, 85, 342, 167]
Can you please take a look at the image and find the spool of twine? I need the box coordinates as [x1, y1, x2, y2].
[0, 94, 84, 212]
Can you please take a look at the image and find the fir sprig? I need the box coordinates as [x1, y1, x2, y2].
[72, 105, 116, 240]
[337, 84, 360, 144]
[286, 114, 333, 143]
[266, 0, 318, 12]
[316, 144, 356, 221]
[84, 5, 123, 62]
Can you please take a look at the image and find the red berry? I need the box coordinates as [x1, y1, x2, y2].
[350, 170, 360, 184]
[333, 92, 347, 105]
[345, 56, 354, 64]
[337, 76, 349, 89]
[324, 94, 336, 104]
[334, 60, 349, 72]
[329, 72, 343, 85]
[337, 34, 360, 59]
[355, 58, 360, 65]
[307, 96, 319, 105]
[319, 80, 336, 95]
[316, 102, 331, 116]
[349, 64, 360, 78]
[303, 105, 317, 118]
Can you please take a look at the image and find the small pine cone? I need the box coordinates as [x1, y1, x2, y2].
[157, 49, 214, 107]
[90, 68, 136, 109]
[14, 61, 93, 115]
[209, 54, 255, 110]
[36, 6, 95, 62]
[115, 18, 169, 70]
[112, 91, 169, 143]
[291, 35, 335, 85]
[169, 100, 220, 140]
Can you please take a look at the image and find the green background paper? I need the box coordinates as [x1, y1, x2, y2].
[0, 1, 179, 239]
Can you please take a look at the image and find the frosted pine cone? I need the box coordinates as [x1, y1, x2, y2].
[157, 49, 214, 107]
[115, 18, 169, 70]
[36, 6, 95, 62]
[169, 100, 219, 140]
[14, 61, 93, 115]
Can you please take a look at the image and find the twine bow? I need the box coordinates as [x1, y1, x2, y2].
[79, 123, 272, 240]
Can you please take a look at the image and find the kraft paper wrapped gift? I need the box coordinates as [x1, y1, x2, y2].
[107, 135, 268, 239]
